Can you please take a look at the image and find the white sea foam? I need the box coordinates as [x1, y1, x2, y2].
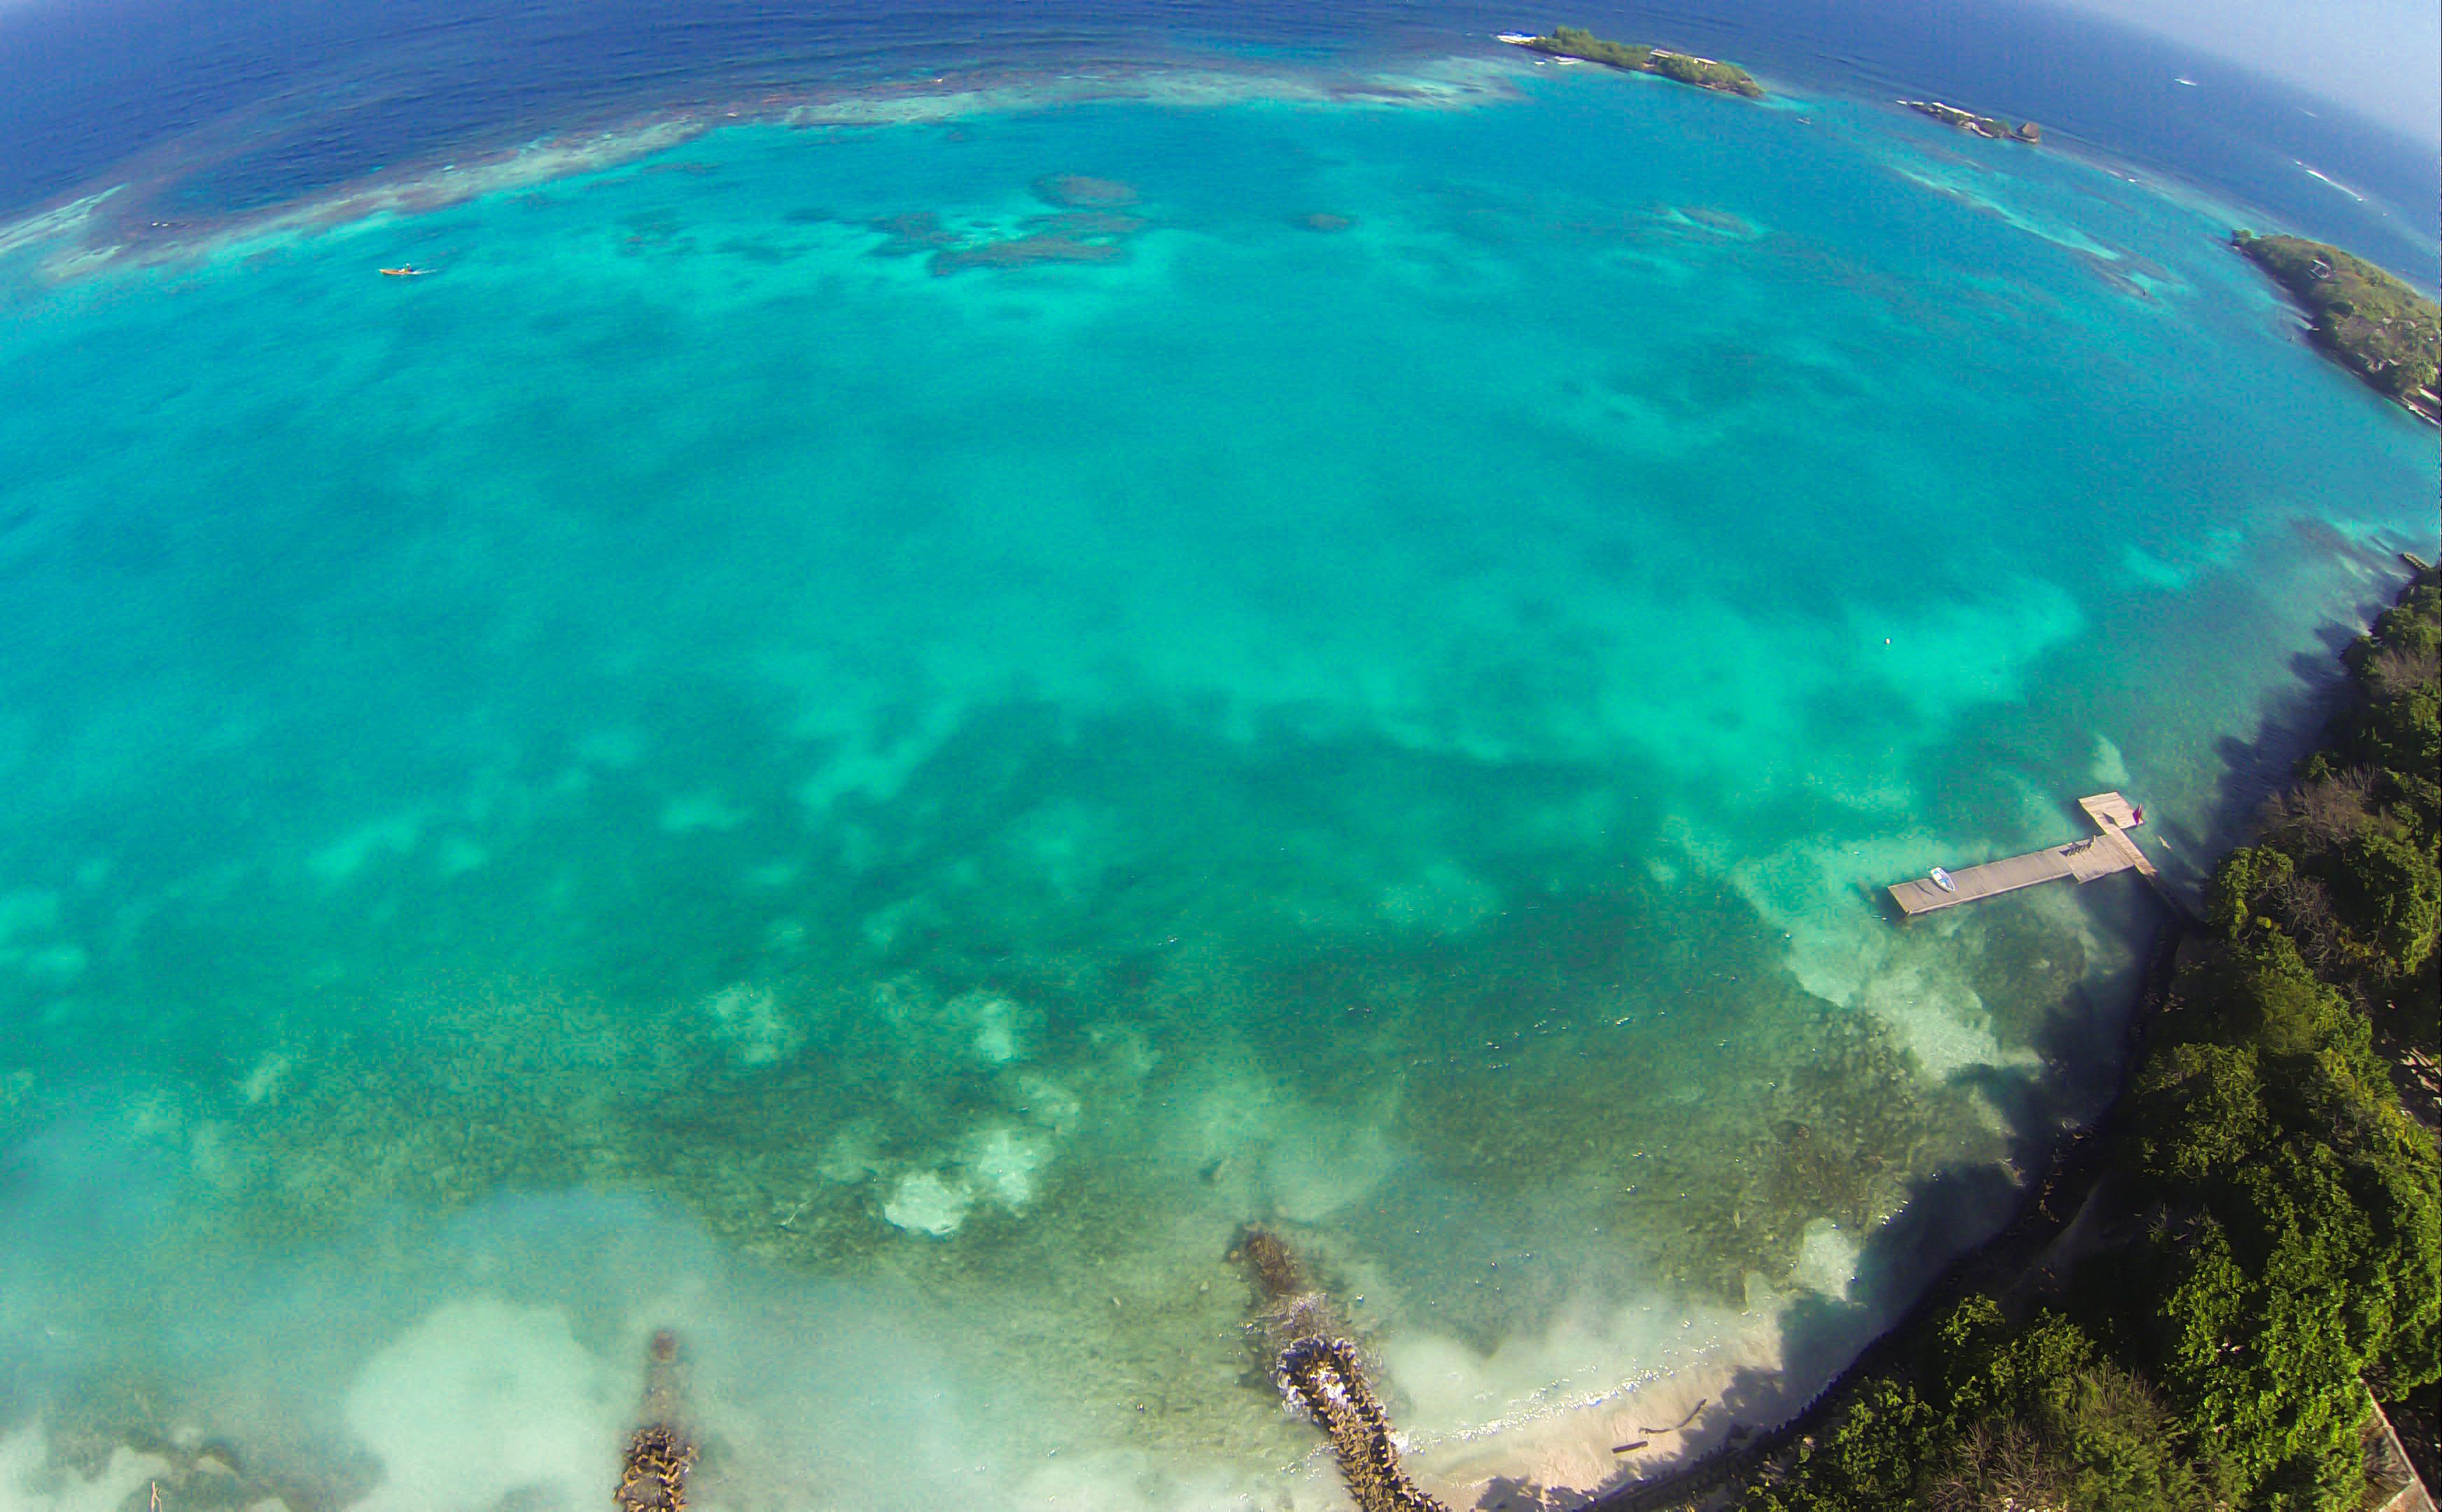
[1390, 1289, 1793, 1506]
[2296, 163, 2367, 202]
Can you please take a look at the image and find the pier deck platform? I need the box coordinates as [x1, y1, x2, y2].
[1889, 792, 2156, 916]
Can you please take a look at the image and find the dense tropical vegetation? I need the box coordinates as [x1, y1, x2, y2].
[1519, 27, 1765, 98]
[2234, 232, 2442, 419]
[1734, 566, 2442, 1511]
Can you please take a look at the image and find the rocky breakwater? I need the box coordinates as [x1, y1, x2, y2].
[614, 1330, 698, 1512]
[1231, 1228, 1451, 1512]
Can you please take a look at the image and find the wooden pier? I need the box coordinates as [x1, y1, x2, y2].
[1889, 792, 2157, 916]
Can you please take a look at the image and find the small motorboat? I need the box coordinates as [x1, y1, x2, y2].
[379, 265, 428, 277]
[1929, 865, 1958, 893]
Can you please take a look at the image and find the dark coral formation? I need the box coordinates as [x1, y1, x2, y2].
[868, 211, 961, 256]
[1031, 174, 1138, 208]
[871, 179, 1149, 274]
[930, 234, 1125, 274]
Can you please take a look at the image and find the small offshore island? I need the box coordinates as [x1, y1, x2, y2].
[2233, 230, 2442, 423]
[1901, 98, 2042, 144]
[1501, 26, 1765, 98]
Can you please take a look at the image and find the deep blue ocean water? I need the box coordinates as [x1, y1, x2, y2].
[0, 3, 2434, 1509]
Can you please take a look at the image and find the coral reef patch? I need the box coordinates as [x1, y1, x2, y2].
[930, 233, 1126, 274]
[1031, 174, 1139, 208]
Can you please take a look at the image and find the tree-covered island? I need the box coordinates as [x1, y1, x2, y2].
[1900, 98, 2041, 143]
[1505, 26, 1764, 98]
[2233, 231, 2442, 423]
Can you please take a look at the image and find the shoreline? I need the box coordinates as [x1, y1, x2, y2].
[1583, 916, 2190, 1508]
[1584, 552, 2441, 1509]
[1413, 1350, 1759, 1508]
[2230, 230, 2442, 424]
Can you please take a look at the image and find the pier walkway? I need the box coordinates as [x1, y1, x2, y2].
[1889, 792, 2156, 916]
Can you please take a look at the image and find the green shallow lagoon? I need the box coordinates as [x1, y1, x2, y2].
[0, 66, 2433, 1510]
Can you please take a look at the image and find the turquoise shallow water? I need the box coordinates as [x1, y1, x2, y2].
[0, 61, 2434, 1511]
